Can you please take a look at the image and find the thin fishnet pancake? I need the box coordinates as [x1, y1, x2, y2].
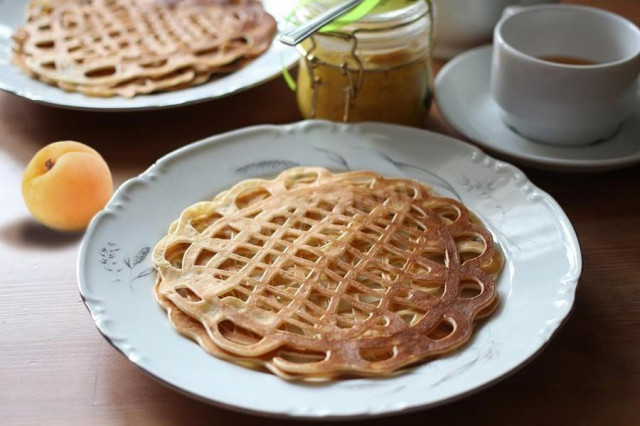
[12, 0, 276, 97]
[153, 168, 504, 380]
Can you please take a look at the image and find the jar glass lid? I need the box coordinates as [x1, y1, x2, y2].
[298, 0, 429, 31]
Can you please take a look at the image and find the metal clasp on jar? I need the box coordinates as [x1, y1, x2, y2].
[302, 32, 364, 122]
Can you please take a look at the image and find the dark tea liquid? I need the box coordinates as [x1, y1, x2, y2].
[538, 55, 598, 66]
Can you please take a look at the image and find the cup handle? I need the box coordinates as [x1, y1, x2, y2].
[505, 0, 557, 17]
[502, 6, 528, 19]
[516, 0, 557, 4]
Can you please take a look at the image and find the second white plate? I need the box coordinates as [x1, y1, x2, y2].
[0, 0, 298, 111]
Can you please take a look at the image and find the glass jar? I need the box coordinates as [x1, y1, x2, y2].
[296, 0, 433, 127]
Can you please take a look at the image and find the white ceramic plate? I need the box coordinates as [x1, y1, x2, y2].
[435, 45, 640, 172]
[78, 120, 581, 419]
[0, 0, 298, 111]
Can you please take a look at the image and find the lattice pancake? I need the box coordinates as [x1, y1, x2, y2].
[12, 0, 276, 97]
[153, 168, 504, 380]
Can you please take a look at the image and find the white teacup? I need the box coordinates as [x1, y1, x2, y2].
[491, 5, 640, 146]
[432, 0, 557, 59]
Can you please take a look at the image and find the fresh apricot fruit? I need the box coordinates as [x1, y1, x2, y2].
[22, 141, 113, 232]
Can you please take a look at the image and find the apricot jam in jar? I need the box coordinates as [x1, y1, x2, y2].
[296, 0, 433, 127]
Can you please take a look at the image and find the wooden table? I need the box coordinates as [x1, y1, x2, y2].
[1, 1, 639, 424]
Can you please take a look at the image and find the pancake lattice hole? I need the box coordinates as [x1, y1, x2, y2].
[412, 279, 445, 297]
[397, 308, 426, 327]
[433, 205, 461, 224]
[213, 225, 239, 240]
[195, 249, 216, 266]
[218, 288, 249, 303]
[456, 234, 487, 263]
[191, 212, 222, 232]
[427, 318, 455, 340]
[419, 250, 447, 266]
[218, 320, 263, 346]
[277, 347, 328, 364]
[277, 322, 306, 336]
[285, 171, 319, 190]
[235, 186, 271, 209]
[35, 40, 55, 49]
[164, 242, 191, 269]
[176, 287, 202, 302]
[359, 346, 396, 362]
[85, 66, 117, 78]
[459, 280, 483, 299]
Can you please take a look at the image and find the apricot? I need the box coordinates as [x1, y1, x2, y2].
[22, 141, 113, 232]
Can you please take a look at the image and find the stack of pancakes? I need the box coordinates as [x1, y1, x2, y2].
[153, 168, 503, 380]
[12, 0, 276, 97]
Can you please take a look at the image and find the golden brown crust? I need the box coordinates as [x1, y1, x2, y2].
[153, 168, 504, 380]
[12, 0, 276, 97]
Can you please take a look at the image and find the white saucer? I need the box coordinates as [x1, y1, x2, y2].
[435, 45, 640, 172]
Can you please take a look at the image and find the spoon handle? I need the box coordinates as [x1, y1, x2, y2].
[279, 0, 365, 46]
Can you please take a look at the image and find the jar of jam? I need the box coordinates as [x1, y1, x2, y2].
[295, 0, 433, 127]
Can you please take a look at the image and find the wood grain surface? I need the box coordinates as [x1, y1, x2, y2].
[1, 1, 639, 424]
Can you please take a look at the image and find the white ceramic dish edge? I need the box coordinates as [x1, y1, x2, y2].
[77, 120, 582, 419]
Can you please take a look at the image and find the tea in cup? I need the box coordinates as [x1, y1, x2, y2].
[491, 5, 640, 146]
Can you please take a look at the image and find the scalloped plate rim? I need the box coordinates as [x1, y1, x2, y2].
[77, 120, 582, 419]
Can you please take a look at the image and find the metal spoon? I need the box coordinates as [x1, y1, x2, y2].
[279, 0, 365, 46]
